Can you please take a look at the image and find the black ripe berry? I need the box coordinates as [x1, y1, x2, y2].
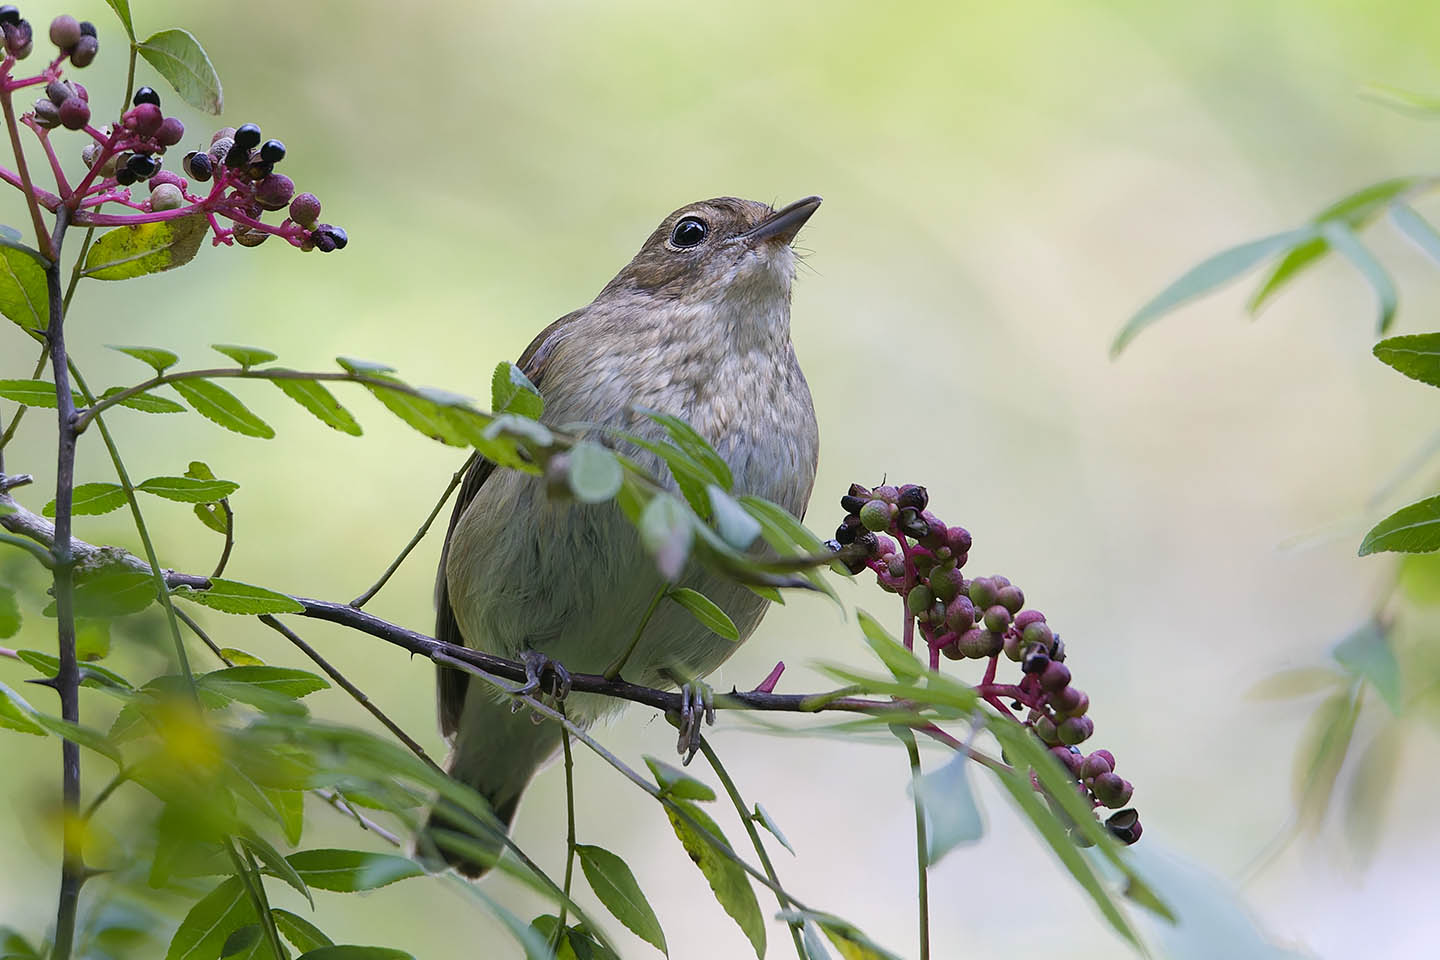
[233, 123, 261, 150]
[132, 86, 159, 107]
[224, 143, 249, 169]
[78, 20, 96, 37]
[0, 7, 18, 27]
[114, 166, 137, 186]
[258, 139, 285, 163]
[126, 153, 158, 179]
[183, 150, 213, 182]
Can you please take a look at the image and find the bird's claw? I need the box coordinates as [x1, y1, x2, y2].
[675, 680, 715, 765]
[509, 650, 572, 707]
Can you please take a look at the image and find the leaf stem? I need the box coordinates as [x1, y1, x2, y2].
[897, 727, 931, 960]
[0, 66, 56, 260]
[211, 498, 234, 578]
[603, 584, 665, 680]
[226, 839, 287, 960]
[553, 714, 578, 950]
[699, 736, 807, 960]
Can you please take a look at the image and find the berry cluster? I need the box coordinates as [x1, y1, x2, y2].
[830, 482, 1142, 845]
[1, 9, 345, 253]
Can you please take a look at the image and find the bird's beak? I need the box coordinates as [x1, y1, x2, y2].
[745, 195, 822, 246]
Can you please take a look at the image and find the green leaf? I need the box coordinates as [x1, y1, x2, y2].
[567, 441, 623, 503]
[294, 949, 413, 960]
[271, 911, 333, 954]
[218, 647, 266, 667]
[738, 495, 839, 601]
[220, 926, 260, 959]
[1389, 202, 1440, 267]
[1319, 221, 1396, 334]
[668, 587, 739, 641]
[16, 649, 132, 691]
[644, 755, 716, 802]
[0, 244, 48, 331]
[42, 482, 126, 517]
[32, 713, 122, 764]
[102, 0, 134, 40]
[490, 361, 544, 418]
[0, 379, 60, 407]
[204, 666, 328, 699]
[1359, 493, 1440, 555]
[708, 485, 761, 550]
[195, 503, 228, 534]
[240, 831, 312, 908]
[355, 378, 471, 447]
[780, 911, 903, 960]
[639, 493, 694, 581]
[1360, 84, 1440, 114]
[270, 377, 362, 436]
[284, 850, 423, 892]
[0, 586, 16, 639]
[576, 844, 668, 955]
[1374, 332, 1440, 389]
[0, 681, 45, 735]
[910, 749, 985, 864]
[0, 926, 43, 960]
[751, 803, 795, 856]
[178, 579, 303, 615]
[1292, 685, 1362, 831]
[165, 878, 256, 960]
[171, 379, 275, 438]
[103, 386, 187, 413]
[82, 214, 208, 280]
[1343, 723, 1405, 868]
[268, 788, 304, 846]
[1399, 551, 1440, 605]
[136, 29, 224, 114]
[61, 566, 157, 619]
[109, 345, 179, 373]
[1332, 620, 1402, 713]
[1111, 228, 1312, 356]
[1244, 667, 1344, 701]
[138, 475, 239, 504]
[635, 407, 732, 489]
[664, 800, 765, 959]
[856, 609, 924, 680]
[212, 345, 277, 369]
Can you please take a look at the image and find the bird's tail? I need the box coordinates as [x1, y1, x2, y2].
[417, 693, 563, 877]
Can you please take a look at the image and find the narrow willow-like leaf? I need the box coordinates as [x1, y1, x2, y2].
[165, 878, 255, 960]
[567, 440, 623, 503]
[664, 801, 764, 958]
[1292, 685, 1362, 831]
[576, 844, 668, 955]
[1389, 202, 1440, 265]
[32, 714, 122, 764]
[1361, 84, 1440, 114]
[909, 749, 985, 863]
[1332, 620, 1402, 713]
[1373, 332, 1440, 388]
[0, 680, 45, 734]
[0, 586, 17, 639]
[668, 587, 739, 641]
[738, 495, 840, 602]
[42, 481, 126, 517]
[177, 579, 303, 615]
[1359, 493, 1440, 555]
[751, 803, 795, 855]
[240, 831, 312, 908]
[1111, 228, 1312, 356]
[708, 485, 761, 550]
[138, 475, 239, 504]
[270, 376, 362, 435]
[172, 379, 275, 438]
[101, 0, 134, 39]
[1320, 221, 1397, 334]
[109, 344, 179, 372]
[271, 911, 333, 953]
[82, 214, 207, 279]
[0, 379, 61, 406]
[136, 29, 223, 114]
[16, 649, 132, 690]
[0, 244, 47, 331]
[284, 850, 423, 892]
[640, 493, 694, 581]
[779, 911, 903, 960]
[645, 755, 717, 801]
[856, 609, 924, 680]
[1244, 667, 1345, 701]
[104, 386, 187, 413]
[1343, 723, 1404, 868]
[635, 406, 732, 489]
[212, 345, 278, 368]
[490, 361, 543, 417]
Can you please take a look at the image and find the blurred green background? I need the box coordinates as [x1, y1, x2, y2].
[4, 0, 1440, 956]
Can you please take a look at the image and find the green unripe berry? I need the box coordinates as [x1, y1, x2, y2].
[1021, 621, 1054, 648]
[945, 595, 975, 633]
[858, 499, 892, 532]
[1057, 716, 1094, 745]
[930, 566, 964, 603]
[983, 604, 1011, 633]
[905, 584, 935, 618]
[996, 584, 1024, 614]
[968, 577, 997, 610]
[1033, 716, 1060, 746]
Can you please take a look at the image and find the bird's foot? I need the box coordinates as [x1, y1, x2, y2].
[672, 679, 715, 765]
[508, 649, 572, 711]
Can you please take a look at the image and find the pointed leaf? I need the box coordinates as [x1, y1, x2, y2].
[165, 878, 256, 960]
[1292, 686, 1362, 831]
[0, 681, 45, 735]
[204, 666, 328, 698]
[108, 345, 179, 373]
[271, 911, 332, 954]
[779, 911, 903, 960]
[576, 844, 667, 955]
[269, 376, 362, 435]
[1320, 221, 1396, 334]
[910, 750, 985, 864]
[212, 345, 277, 369]
[644, 755, 716, 801]
[857, 609, 924, 680]
[1389, 203, 1440, 268]
[136, 29, 223, 114]
[668, 587, 739, 641]
[1374, 332, 1440, 388]
[284, 850, 423, 892]
[82, 214, 208, 280]
[0, 586, 16, 639]
[101, 0, 134, 40]
[639, 493, 693, 581]
[1244, 667, 1345, 701]
[16, 649, 132, 691]
[171, 379, 274, 438]
[490, 361, 544, 418]
[567, 441, 623, 503]
[178, 579, 303, 615]
[42, 482, 126, 517]
[52, 566, 157, 619]
[220, 926, 260, 959]
[1332, 620, 1402, 713]
[0, 244, 48, 331]
[1343, 723, 1405, 868]
[240, 831, 312, 908]
[635, 406, 732, 489]
[1360, 493, 1440, 555]
[664, 801, 764, 958]
[708, 485, 760, 550]
[751, 803, 794, 855]
[0, 379, 61, 407]
[32, 714, 122, 764]
[294, 949, 412, 960]
[138, 475, 238, 504]
[1112, 228, 1312, 356]
[103, 386, 187, 413]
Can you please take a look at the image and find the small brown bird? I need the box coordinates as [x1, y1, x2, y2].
[421, 196, 822, 876]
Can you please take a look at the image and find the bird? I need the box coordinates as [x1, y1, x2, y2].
[419, 195, 822, 877]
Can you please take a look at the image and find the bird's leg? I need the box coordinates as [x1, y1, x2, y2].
[663, 669, 715, 764]
[508, 649, 572, 712]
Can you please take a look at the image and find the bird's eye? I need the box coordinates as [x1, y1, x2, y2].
[670, 216, 708, 248]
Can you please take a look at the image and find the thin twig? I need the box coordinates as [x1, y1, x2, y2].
[259, 614, 442, 773]
[172, 606, 232, 666]
[897, 727, 931, 960]
[603, 584, 666, 680]
[211, 499, 234, 579]
[0, 67, 57, 260]
[312, 788, 404, 847]
[553, 713, 577, 950]
[351, 452, 475, 608]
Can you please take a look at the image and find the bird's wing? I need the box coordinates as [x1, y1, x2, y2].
[435, 310, 584, 739]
